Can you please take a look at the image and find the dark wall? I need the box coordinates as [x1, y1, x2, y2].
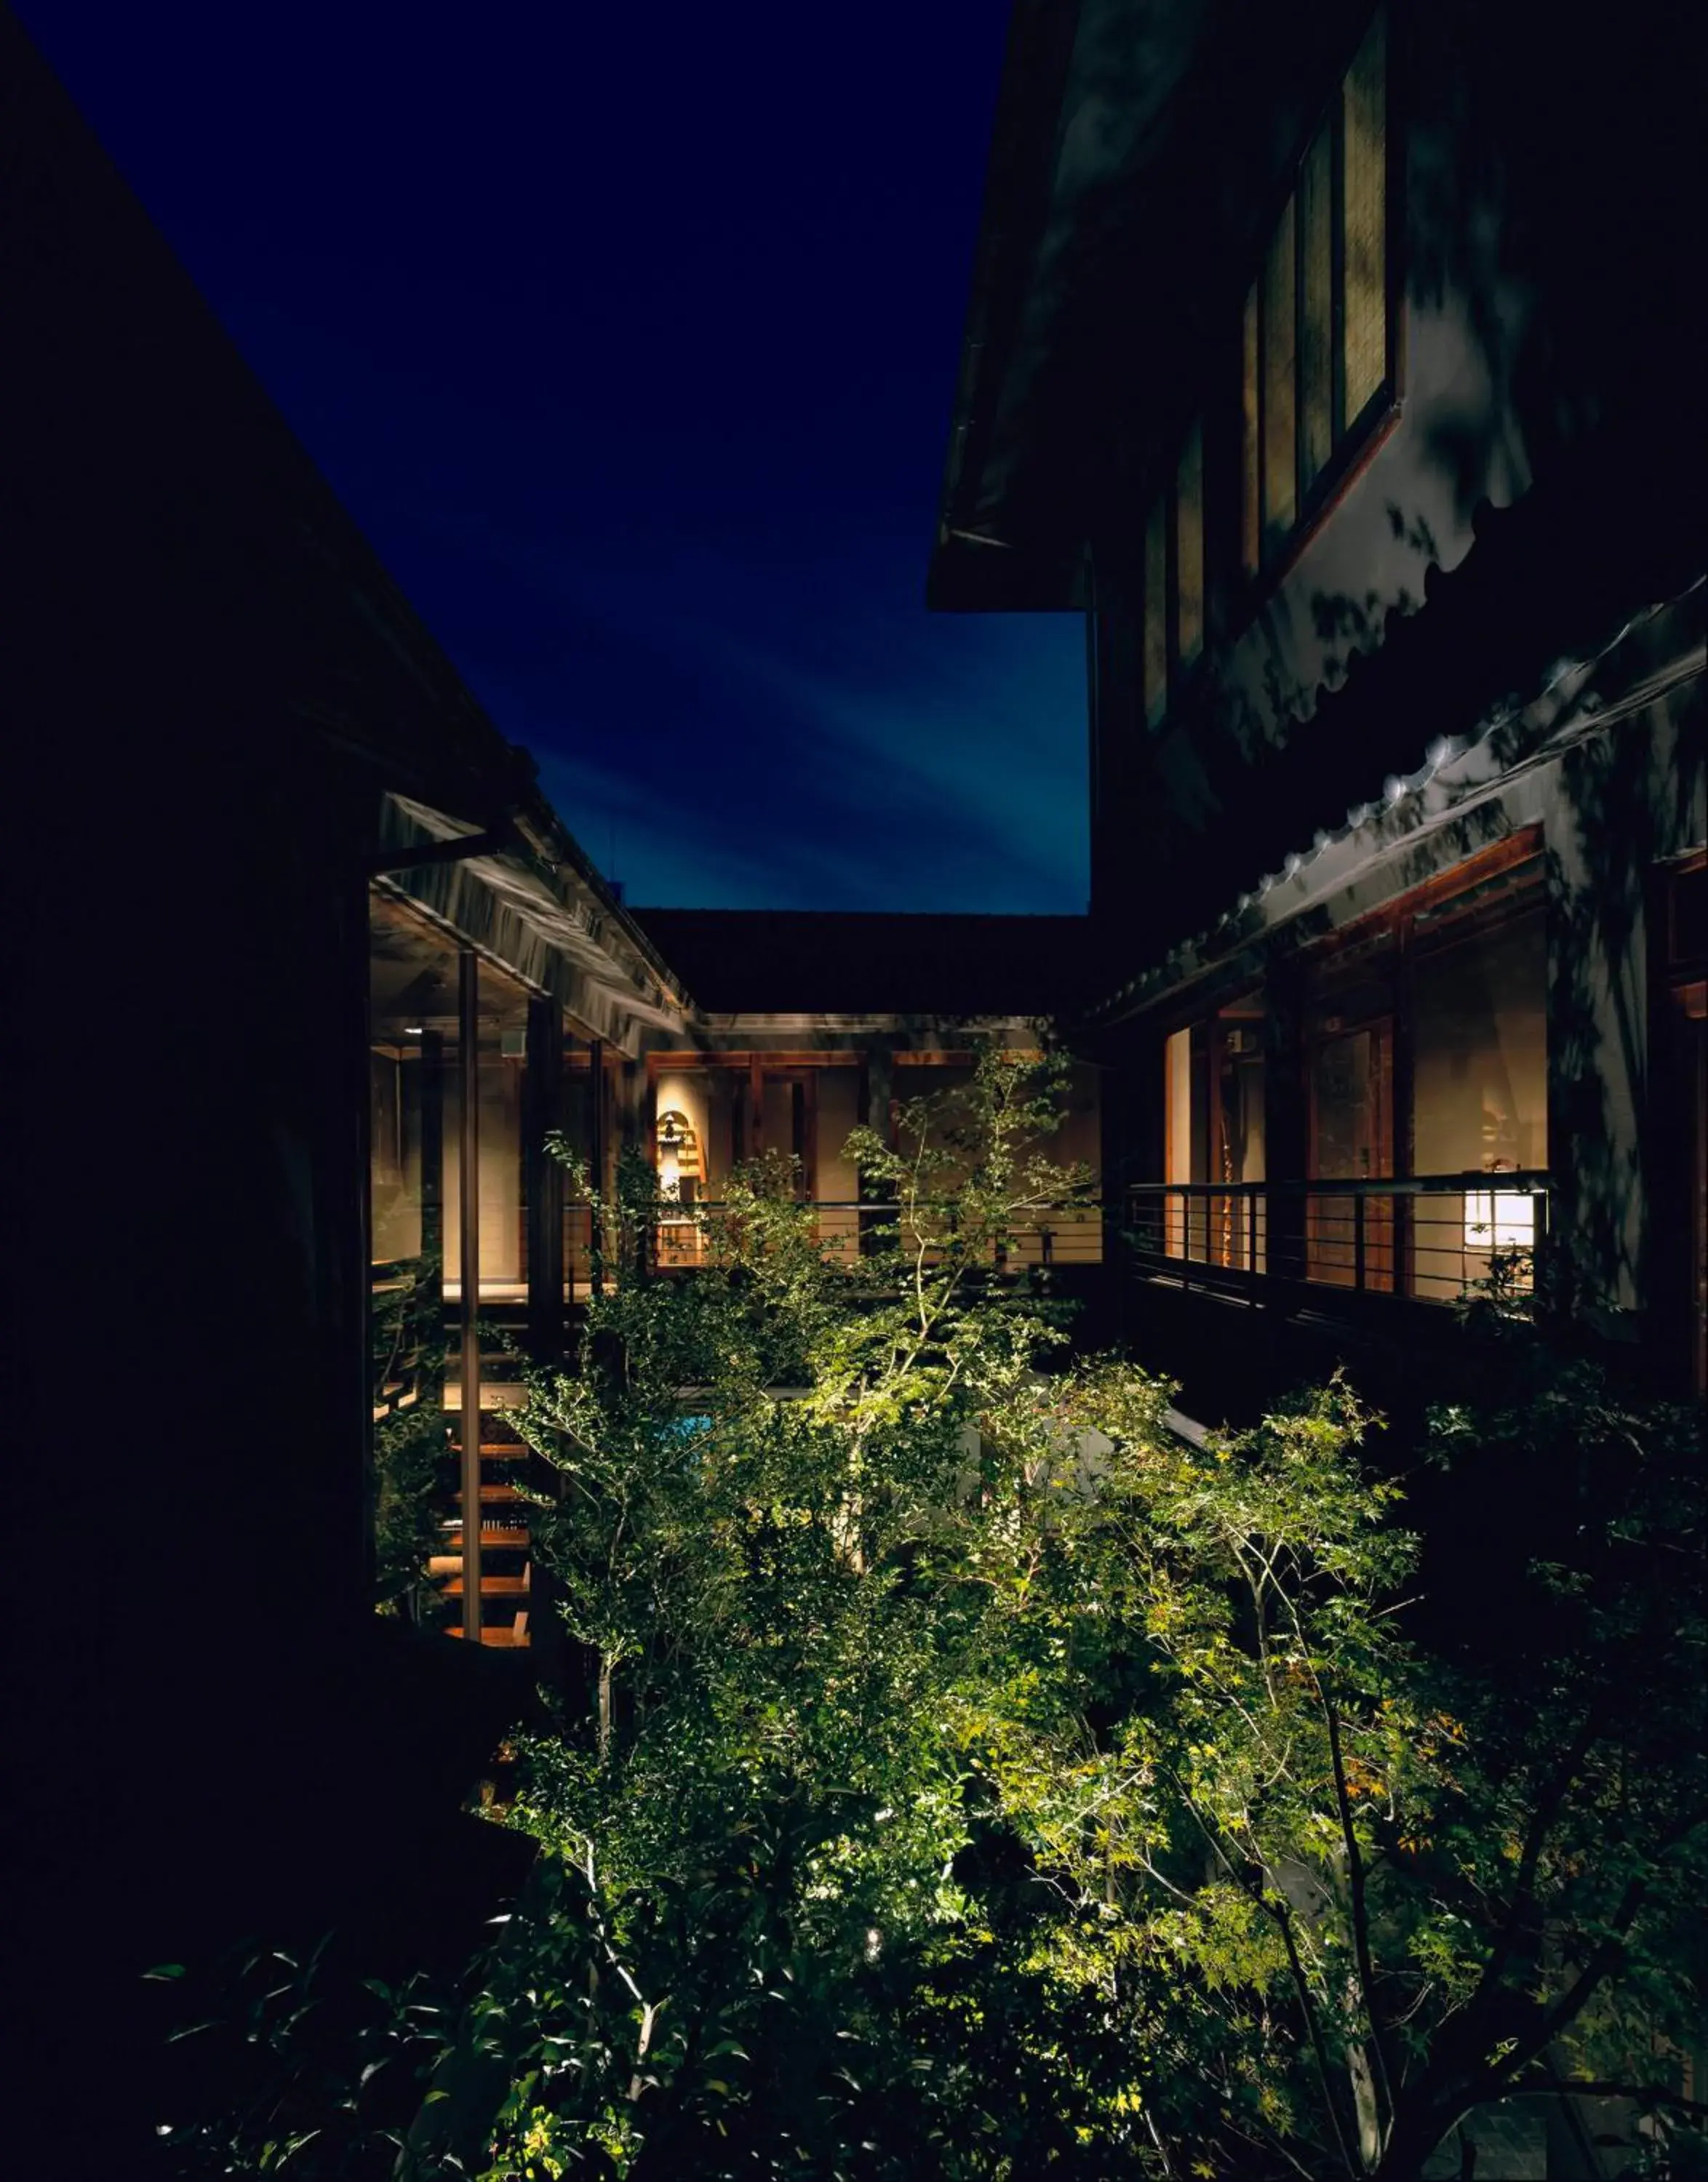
[3, 12, 530, 2165]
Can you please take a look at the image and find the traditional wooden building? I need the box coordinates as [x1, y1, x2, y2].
[4, 12, 1108, 2165]
[929, 0, 1706, 1417]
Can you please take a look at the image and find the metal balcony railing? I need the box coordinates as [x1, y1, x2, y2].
[562, 1196, 1105, 1290]
[1122, 1172, 1550, 1306]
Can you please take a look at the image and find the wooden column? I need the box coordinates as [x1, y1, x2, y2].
[457, 946, 482, 1642]
[524, 994, 565, 1679]
[416, 1026, 447, 1629]
[419, 1031, 445, 1279]
[588, 1036, 607, 1295]
[525, 994, 564, 1366]
[1266, 951, 1309, 1289]
[858, 1047, 893, 1253]
[639, 1064, 658, 1278]
[1391, 916, 1416, 1298]
[797, 1071, 818, 1201]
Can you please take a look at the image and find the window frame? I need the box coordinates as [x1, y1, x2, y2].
[1240, 3, 1404, 607]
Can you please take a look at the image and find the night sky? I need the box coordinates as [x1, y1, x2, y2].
[17, 1, 1088, 913]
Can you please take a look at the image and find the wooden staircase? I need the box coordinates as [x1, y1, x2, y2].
[436, 1374, 533, 1648]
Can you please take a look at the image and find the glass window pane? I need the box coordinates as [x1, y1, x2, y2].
[1301, 125, 1334, 484]
[370, 892, 459, 1281]
[1306, 936, 1396, 1290]
[1143, 494, 1168, 725]
[1215, 999, 1266, 1189]
[1413, 898, 1547, 1300]
[477, 970, 530, 1306]
[1262, 196, 1298, 548]
[1344, 4, 1387, 420]
[1164, 1026, 1192, 1259]
[1176, 420, 1205, 671]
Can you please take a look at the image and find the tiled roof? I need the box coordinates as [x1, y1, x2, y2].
[1083, 412, 1705, 1024]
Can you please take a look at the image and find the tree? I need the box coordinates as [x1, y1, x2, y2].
[154, 1054, 1707, 2179]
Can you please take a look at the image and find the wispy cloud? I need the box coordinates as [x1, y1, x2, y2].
[426, 519, 1088, 912]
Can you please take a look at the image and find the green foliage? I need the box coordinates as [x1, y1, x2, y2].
[371, 1252, 451, 1620]
[158, 1057, 1707, 2178]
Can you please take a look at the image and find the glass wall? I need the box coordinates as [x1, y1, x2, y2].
[443, 959, 531, 1306]
[640, 1052, 1104, 1272]
[368, 890, 543, 1647]
[370, 891, 459, 1277]
[1163, 996, 1266, 1267]
[646, 1060, 868, 1266]
[1306, 928, 1396, 1287]
[1411, 889, 1547, 1298]
[368, 892, 459, 1629]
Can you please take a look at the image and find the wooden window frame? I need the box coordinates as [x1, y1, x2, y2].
[1240, 3, 1404, 618]
[1294, 828, 1545, 1295]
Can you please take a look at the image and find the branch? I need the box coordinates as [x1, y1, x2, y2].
[1504, 2079, 1708, 2121]
[1272, 1888, 1363, 2182]
[1462, 1807, 1707, 2114]
[1469, 1701, 1604, 2010]
[1167, 1775, 1359, 2181]
[1324, 1693, 1399, 2132]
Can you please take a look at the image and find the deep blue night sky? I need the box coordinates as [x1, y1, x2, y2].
[17, 1, 1088, 911]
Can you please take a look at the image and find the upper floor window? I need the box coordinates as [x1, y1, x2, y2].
[1141, 417, 1206, 727]
[1242, 5, 1391, 576]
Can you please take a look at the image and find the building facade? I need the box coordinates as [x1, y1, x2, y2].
[930, 0, 1706, 1412]
[4, 16, 1108, 2163]
[363, 885, 1107, 1657]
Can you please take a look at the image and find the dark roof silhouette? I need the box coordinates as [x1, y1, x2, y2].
[630, 910, 1103, 1019]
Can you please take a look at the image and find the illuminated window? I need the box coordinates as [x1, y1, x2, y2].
[1261, 198, 1298, 548]
[1343, 7, 1388, 421]
[1163, 998, 1266, 1268]
[1463, 1190, 1536, 1253]
[1300, 125, 1334, 489]
[1240, 5, 1391, 572]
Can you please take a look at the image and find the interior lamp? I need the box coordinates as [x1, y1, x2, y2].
[1464, 1188, 1534, 1252]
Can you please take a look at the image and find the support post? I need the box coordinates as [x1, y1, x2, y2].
[1392, 916, 1415, 1298]
[525, 996, 564, 1367]
[858, 1048, 893, 1255]
[418, 1027, 446, 1627]
[588, 1036, 607, 1295]
[749, 1054, 765, 1157]
[639, 1066, 658, 1279]
[458, 946, 483, 1642]
[524, 994, 564, 1678]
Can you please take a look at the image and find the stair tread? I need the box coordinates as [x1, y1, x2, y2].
[441, 1575, 531, 1597]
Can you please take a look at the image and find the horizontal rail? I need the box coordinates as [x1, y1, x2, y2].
[1123, 1171, 1550, 1200]
[1121, 1174, 1549, 1304]
[561, 1196, 1104, 1279]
